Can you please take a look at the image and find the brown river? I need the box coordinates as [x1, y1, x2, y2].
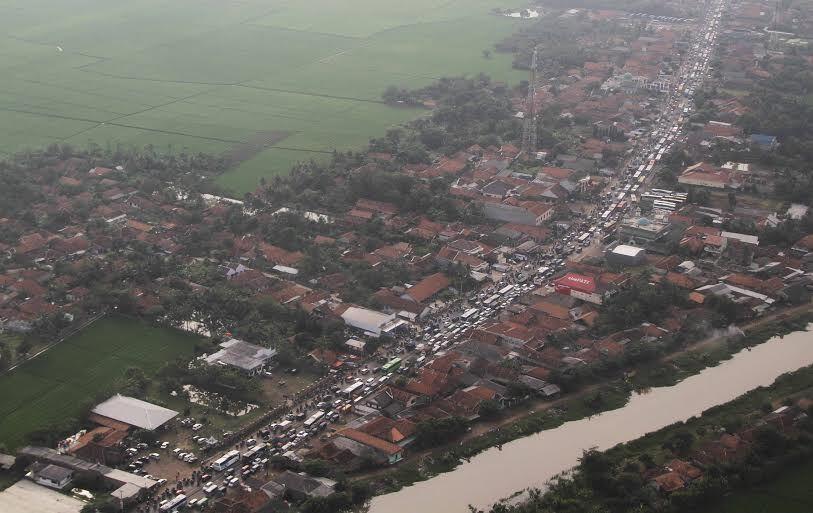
[366, 325, 813, 513]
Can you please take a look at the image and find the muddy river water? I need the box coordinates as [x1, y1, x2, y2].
[366, 326, 813, 513]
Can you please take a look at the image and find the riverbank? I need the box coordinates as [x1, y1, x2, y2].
[364, 319, 813, 513]
[356, 306, 813, 503]
[483, 362, 813, 513]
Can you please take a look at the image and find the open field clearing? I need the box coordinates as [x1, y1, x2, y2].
[0, 0, 527, 192]
[0, 316, 200, 450]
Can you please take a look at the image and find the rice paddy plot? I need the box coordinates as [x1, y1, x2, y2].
[0, 316, 201, 450]
[0, 0, 531, 193]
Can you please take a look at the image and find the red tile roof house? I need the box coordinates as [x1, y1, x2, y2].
[650, 459, 703, 494]
[355, 198, 398, 217]
[333, 427, 405, 465]
[357, 416, 417, 447]
[678, 162, 734, 189]
[402, 273, 451, 305]
[435, 246, 489, 272]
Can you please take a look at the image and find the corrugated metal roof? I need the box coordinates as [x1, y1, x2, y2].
[91, 395, 178, 430]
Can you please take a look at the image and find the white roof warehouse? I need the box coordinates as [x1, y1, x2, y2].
[91, 395, 178, 431]
[341, 306, 396, 336]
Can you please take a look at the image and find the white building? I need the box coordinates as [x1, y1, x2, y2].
[344, 338, 367, 353]
[33, 465, 73, 490]
[91, 395, 179, 430]
[340, 307, 396, 337]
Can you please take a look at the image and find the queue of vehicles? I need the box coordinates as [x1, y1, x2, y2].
[149, 5, 728, 511]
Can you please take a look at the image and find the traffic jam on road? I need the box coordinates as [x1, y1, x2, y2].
[149, 3, 727, 511]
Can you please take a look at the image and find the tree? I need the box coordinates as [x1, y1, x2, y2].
[80, 496, 118, 513]
[579, 449, 614, 494]
[663, 429, 695, 456]
[414, 417, 468, 449]
[478, 399, 502, 420]
[303, 458, 333, 477]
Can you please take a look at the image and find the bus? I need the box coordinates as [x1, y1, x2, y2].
[633, 170, 641, 179]
[600, 210, 611, 220]
[498, 284, 514, 295]
[304, 411, 325, 428]
[617, 192, 626, 201]
[653, 200, 677, 211]
[483, 294, 501, 306]
[160, 494, 187, 512]
[212, 450, 240, 472]
[638, 175, 646, 184]
[577, 233, 590, 244]
[341, 381, 364, 397]
[645, 162, 654, 172]
[242, 443, 267, 461]
[461, 308, 478, 321]
[637, 164, 646, 173]
[381, 358, 402, 373]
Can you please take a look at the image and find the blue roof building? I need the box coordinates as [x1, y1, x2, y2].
[749, 133, 778, 150]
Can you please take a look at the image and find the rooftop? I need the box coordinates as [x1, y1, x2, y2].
[611, 244, 645, 257]
[0, 479, 84, 513]
[404, 273, 451, 303]
[35, 464, 73, 483]
[91, 394, 178, 430]
[341, 306, 396, 335]
[204, 338, 277, 372]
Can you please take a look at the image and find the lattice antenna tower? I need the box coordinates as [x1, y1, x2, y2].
[521, 46, 539, 157]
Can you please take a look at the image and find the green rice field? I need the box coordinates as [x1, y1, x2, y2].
[0, 316, 200, 450]
[0, 0, 529, 193]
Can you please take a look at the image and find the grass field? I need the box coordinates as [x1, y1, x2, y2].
[0, 316, 200, 450]
[0, 0, 528, 193]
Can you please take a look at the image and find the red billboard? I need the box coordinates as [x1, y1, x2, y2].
[553, 273, 597, 294]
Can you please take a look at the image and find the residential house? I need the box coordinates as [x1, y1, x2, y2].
[333, 428, 405, 465]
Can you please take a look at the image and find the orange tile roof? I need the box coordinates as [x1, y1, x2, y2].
[338, 428, 403, 455]
[405, 273, 450, 303]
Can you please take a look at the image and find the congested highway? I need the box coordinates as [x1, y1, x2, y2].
[143, 2, 728, 511]
[586, 0, 726, 239]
